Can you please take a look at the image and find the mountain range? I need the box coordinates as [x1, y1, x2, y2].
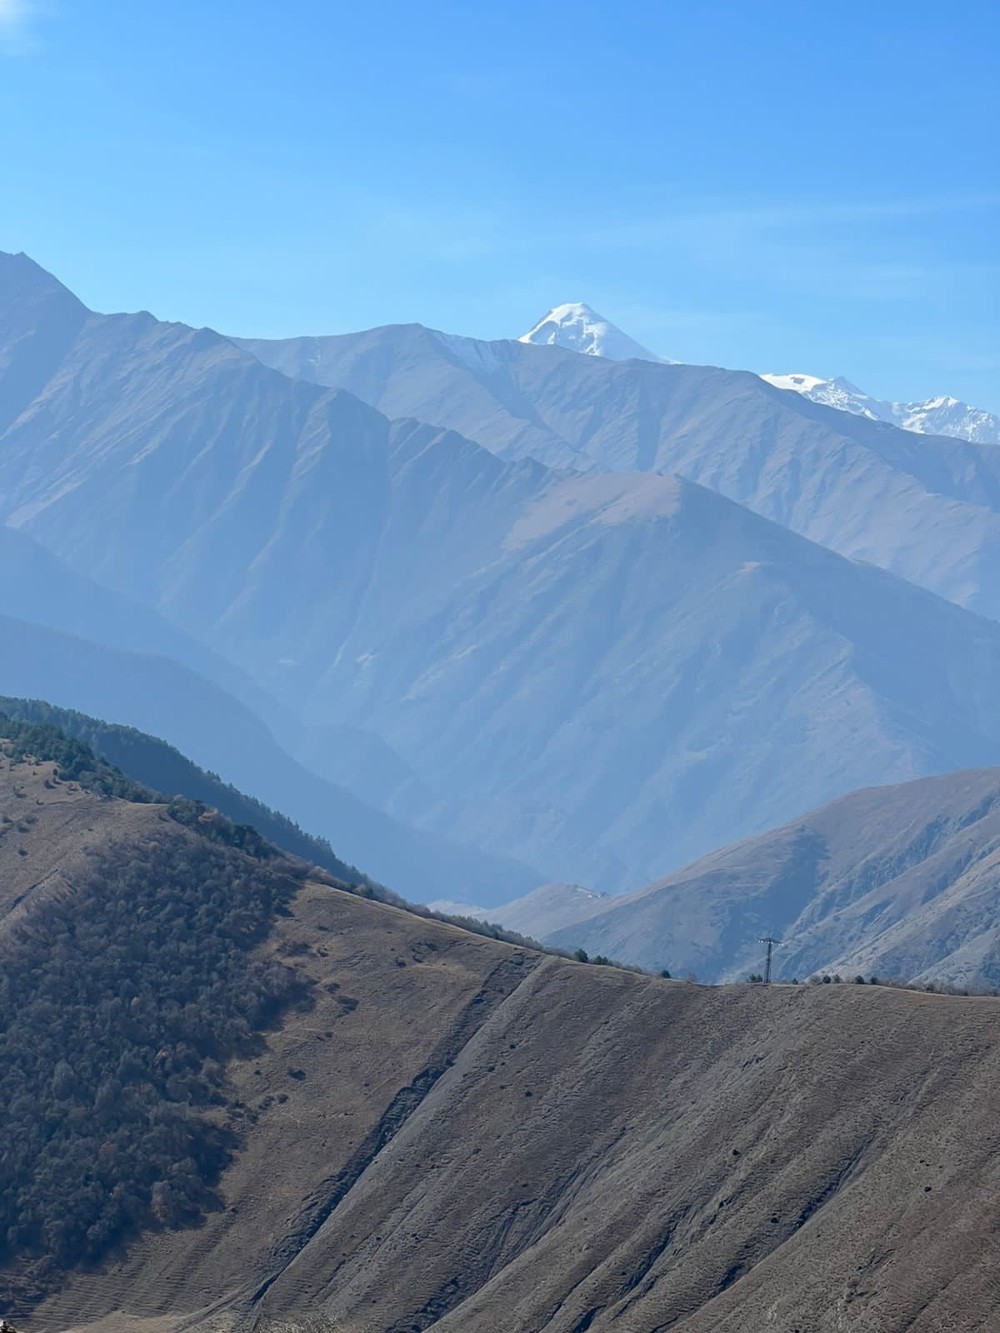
[6, 246, 1000, 1329]
[7, 250, 1000, 897]
[513, 300, 998, 445]
[242, 315, 1000, 623]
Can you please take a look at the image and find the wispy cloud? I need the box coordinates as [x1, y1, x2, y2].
[0, 0, 38, 51]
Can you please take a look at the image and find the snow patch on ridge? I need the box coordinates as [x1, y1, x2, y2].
[434, 330, 507, 375]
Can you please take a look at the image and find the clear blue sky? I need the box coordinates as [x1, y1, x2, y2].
[2, 0, 998, 409]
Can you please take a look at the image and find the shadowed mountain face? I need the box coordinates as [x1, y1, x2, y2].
[240, 321, 1000, 622]
[0, 521, 274, 717]
[543, 769, 1000, 986]
[8, 253, 1000, 888]
[6, 745, 1000, 1333]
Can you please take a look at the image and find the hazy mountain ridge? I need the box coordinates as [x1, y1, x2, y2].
[0, 521, 278, 722]
[0, 613, 542, 901]
[242, 318, 1000, 623]
[430, 881, 611, 939]
[309, 453, 1000, 886]
[0, 255, 396, 681]
[8, 252, 1000, 889]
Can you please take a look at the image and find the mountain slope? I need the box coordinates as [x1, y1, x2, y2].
[546, 769, 1000, 985]
[6, 743, 1000, 1332]
[762, 371, 1000, 445]
[0, 696, 377, 887]
[241, 320, 1000, 622]
[304, 450, 1000, 886]
[518, 301, 669, 362]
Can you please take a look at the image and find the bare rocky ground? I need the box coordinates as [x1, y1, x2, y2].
[4, 762, 1000, 1332]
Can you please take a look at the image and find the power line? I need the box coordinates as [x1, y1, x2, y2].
[757, 936, 782, 984]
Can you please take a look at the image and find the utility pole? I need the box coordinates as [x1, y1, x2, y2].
[758, 936, 781, 984]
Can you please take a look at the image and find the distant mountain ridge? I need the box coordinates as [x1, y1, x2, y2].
[762, 371, 1000, 445]
[430, 882, 611, 940]
[515, 297, 996, 445]
[0, 611, 542, 904]
[543, 769, 1000, 987]
[241, 317, 1000, 624]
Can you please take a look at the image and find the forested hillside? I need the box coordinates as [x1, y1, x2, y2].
[0, 721, 310, 1308]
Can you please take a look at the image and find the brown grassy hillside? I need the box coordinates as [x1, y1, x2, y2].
[3, 755, 1000, 1332]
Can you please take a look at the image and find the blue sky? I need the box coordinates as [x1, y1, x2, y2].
[2, 0, 998, 409]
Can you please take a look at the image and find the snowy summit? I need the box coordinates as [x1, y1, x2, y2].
[761, 373, 1000, 445]
[519, 302, 670, 364]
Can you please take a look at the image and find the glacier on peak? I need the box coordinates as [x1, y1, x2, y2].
[518, 302, 672, 364]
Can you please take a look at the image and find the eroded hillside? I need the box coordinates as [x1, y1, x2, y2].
[3, 743, 1000, 1332]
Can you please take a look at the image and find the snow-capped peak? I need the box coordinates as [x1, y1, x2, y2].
[519, 302, 671, 364]
[761, 372, 1000, 445]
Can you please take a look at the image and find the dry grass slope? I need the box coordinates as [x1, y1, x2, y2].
[3, 759, 1000, 1332]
